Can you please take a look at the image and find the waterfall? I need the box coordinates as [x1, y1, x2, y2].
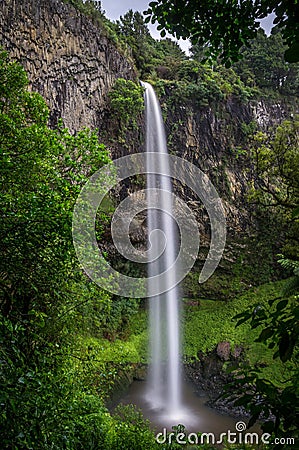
[142, 81, 182, 418]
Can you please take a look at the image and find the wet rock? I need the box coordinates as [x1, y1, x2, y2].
[232, 344, 243, 359]
[185, 344, 248, 418]
[133, 363, 147, 381]
[216, 341, 231, 361]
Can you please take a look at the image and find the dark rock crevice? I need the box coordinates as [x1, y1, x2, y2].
[185, 342, 249, 418]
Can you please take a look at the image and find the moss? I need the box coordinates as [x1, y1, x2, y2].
[109, 78, 144, 132]
[183, 280, 294, 387]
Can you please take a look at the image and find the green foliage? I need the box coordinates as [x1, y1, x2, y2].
[183, 282, 286, 361]
[183, 278, 298, 439]
[115, 11, 187, 79]
[110, 405, 160, 450]
[0, 314, 105, 449]
[221, 93, 299, 442]
[248, 118, 299, 209]
[240, 120, 258, 137]
[183, 267, 246, 301]
[227, 364, 298, 443]
[100, 296, 141, 341]
[149, 62, 255, 112]
[116, 10, 157, 77]
[247, 117, 299, 263]
[0, 313, 155, 449]
[145, 0, 299, 65]
[235, 298, 298, 364]
[184, 226, 280, 302]
[0, 50, 156, 449]
[234, 30, 299, 95]
[0, 49, 111, 322]
[278, 256, 299, 298]
[228, 258, 299, 440]
[109, 78, 144, 130]
[151, 38, 187, 80]
[62, 0, 104, 26]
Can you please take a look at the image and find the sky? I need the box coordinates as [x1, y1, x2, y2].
[100, 0, 191, 53]
[100, 0, 275, 54]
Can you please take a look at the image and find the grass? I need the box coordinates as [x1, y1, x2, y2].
[66, 280, 292, 400]
[183, 280, 293, 386]
[183, 281, 284, 355]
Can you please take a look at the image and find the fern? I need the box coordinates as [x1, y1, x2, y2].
[277, 254, 299, 296]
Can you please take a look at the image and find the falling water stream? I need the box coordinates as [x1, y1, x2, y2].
[142, 81, 183, 420]
[114, 83, 258, 437]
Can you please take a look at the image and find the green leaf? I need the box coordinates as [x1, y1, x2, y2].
[291, 205, 299, 218]
[234, 394, 253, 406]
[285, 43, 299, 63]
[256, 326, 274, 343]
[235, 316, 249, 327]
[279, 333, 294, 362]
[248, 411, 260, 428]
[276, 299, 288, 311]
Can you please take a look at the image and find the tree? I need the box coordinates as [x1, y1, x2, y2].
[0, 48, 113, 338]
[248, 117, 299, 260]
[233, 29, 299, 94]
[116, 11, 188, 79]
[153, 38, 187, 79]
[0, 53, 109, 319]
[0, 50, 120, 448]
[249, 119, 299, 207]
[116, 10, 157, 76]
[231, 263, 299, 440]
[227, 119, 299, 440]
[145, 0, 299, 65]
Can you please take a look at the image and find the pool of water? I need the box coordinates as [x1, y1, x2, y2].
[115, 377, 257, 438]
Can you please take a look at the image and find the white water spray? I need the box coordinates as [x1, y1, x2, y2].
[143, 81, 182, 417]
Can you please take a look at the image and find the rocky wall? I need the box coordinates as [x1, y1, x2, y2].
[0, 0, 136, 131]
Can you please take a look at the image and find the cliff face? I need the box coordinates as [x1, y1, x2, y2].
[155, 89, 294, 294]
[0, 0, 294, 291]
[162, 92, 289, 235]
[0, 0, 136, 131]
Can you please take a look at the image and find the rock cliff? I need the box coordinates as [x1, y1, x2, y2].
[163, 92, 289, 234]
[0, 0, 136, 131]
[1, 0, 295, 293]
